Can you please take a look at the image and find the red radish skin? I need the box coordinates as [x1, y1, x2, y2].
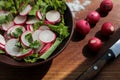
[44, 20, 55, 25]
[76, 20, 91, 36]
[26, 24, 34, 31]
[46, 10, 61, 23]
[86, 11, 100, 25]
[39, 30, 56, 43]
[100, 0, 113, 13]
[36, 11, 42, 20]
[88, 37, 102, 52]
[14, 15, 27, 25]
[0, 43, 5, 51]
[101, 22, 114, 37]
[20, 5, 32, 16]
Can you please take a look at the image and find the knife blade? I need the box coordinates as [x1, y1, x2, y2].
[76, 39, 120, 80]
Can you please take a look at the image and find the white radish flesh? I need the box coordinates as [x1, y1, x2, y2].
[14, 15, 27, 25]
[32, 30, 42, 41]
[20, 5, 32, 16]
[39, 30, 56, 43]
[46, 10, 61, 23]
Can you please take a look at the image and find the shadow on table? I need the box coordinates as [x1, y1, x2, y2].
[64, 28, 120, 80]
[0, 60, 52, 80]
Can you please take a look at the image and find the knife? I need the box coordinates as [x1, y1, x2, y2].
[76, 39, 120, 80]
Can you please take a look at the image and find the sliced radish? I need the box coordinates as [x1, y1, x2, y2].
[36, 11, 42, 20]
[35, 42, 45, 53]
[39, 43, 52, 55]
[20, 31, 33, 47]
[46, 10, 61, 23]
[20, 4, 32, 16]
[32, 30, 42, 41]
[1, 21, 14, 31]
[26, 24, 34, 31]
[0, 34, 6, 45]
[0, 43, 5, 51]
[7, 25, 26, 38]
[14, 15, 27, 25]
[26, 18, 39, 24]
[39, 30, 56, 43]
[0, 10, 10, 16]
[44, 20, 55, 25]
[39, 25, 50, 30]
[5, 39, 34, 58]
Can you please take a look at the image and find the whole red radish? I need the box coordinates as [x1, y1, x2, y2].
[100, 0, 113, 13]
[88, 37, 102, 52]
[86, 11, 100, 25]
[101, 22, 114, 37]
[76, 20, 90, 36]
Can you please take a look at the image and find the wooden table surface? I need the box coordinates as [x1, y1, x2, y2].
[0, 0, 120, 80]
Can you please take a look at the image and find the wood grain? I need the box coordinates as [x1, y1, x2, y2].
[0, 0, 120, 80]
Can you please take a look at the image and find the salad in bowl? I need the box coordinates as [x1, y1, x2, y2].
[0, 0, 74, 66]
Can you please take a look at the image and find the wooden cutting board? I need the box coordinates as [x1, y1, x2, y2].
[0, 0, 120, 80]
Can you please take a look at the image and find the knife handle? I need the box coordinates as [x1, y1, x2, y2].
[76, 49, 115, 80]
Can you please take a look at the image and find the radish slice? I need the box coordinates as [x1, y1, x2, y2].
[26, 24, 34, 31]
[21, 31, 32, 47]
[39, 43, 52, 55]
[26, 18, 39, 24]
[36, 11, 42, 20]
[0, 10, 10, 16]
[44, 20, 55, 25]
[4, 32, 11, 40]
[46, 10, 61, 23]
[7, 25, 26, 38]
[39, 25, 50, 30]
[14, 15, 27, 25]
[20, 5, 32, 16]
[39, 30, 56, 43]
[0, 43, 5, 51]
[5, 39, 33, 58]
[0, 34, 6, 45]
[32, 30, 42, 41]
[1, 21, 14, 31]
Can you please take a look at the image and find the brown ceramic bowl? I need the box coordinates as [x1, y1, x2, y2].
[0, 5, 74, 67]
